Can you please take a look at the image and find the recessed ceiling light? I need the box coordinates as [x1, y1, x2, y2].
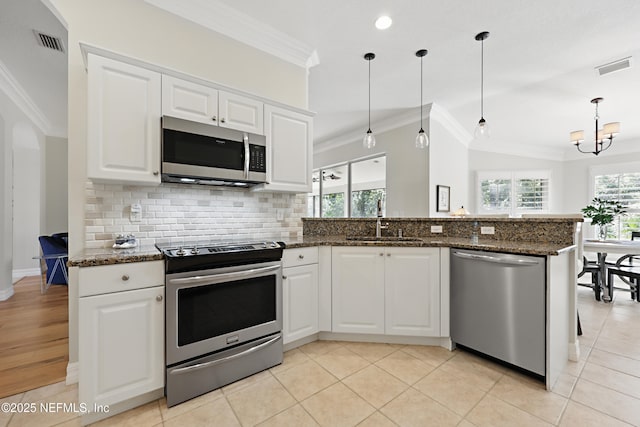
[375, 16, 392, 30]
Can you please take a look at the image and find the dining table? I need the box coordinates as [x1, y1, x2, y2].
[583, 239, 640, 301]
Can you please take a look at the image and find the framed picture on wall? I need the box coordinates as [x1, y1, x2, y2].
[437, 185, 450, 212]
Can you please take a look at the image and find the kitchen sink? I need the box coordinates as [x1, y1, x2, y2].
[345, 236, 423, 242]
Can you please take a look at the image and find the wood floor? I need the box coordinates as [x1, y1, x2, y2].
[0, 276, 68, 399]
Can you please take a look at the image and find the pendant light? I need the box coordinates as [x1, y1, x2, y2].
[363, 52, 376, 149]
[474, 31, 490, 140]
[415, 49, 429, 149]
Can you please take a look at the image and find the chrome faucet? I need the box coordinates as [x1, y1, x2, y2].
[376, 199, 388, 237]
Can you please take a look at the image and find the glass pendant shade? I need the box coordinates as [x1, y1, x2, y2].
[474, 117, 490, 139]
[363, 129, 376, 149]
[415, 128, 429, 148]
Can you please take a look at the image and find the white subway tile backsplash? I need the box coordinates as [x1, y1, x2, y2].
[84, 181, 305, 248]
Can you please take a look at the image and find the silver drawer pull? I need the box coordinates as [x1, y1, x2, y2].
[156, 295, 163, 302]
[282, 275, 287, 280]
[121, 275, 129, 281]
[298, 254, 304, 259]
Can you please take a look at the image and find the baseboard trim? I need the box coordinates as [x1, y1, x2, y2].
[569, 339, 580, 362]
[0, 286, 15, 301]
[12, 268, 41, 283]
[66, 361, 78, 385]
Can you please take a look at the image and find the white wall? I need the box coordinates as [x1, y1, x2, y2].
[468, 149, 566, 214]
[0, 89, 47, 299]
[44, 136, 68, 235]
[314, 122, 429, 217]
[0, 113, 10, 301]
[429, 117, 469, 217]
[12, 122, 42, 275]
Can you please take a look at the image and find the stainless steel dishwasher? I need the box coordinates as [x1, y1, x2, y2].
[450, 248, 546, 376]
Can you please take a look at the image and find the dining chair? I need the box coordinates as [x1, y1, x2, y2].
[605, 231, 640, 302]
[578, 256, 605, 301]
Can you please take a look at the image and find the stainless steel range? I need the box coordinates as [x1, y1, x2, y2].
[156, 240, 285, 407]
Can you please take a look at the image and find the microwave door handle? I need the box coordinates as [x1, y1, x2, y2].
[168, 264, 281, 286]
[243, 133, 250, 180]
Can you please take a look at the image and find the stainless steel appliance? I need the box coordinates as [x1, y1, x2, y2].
[450, 249, 546, 377]
[161, 116, 267, 187]
[157, 240, 284, 407]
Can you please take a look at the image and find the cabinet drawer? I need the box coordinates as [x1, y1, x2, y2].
[283, 247, 318, 267]
[79, 260, 164, 297]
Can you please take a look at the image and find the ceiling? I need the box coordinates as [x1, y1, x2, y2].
[2, 1, 640, 160]
[211, 0, 640, 159]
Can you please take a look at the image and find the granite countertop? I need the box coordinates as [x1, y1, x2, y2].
[68, 235, 574, 267]
[68, 245, 163, 267]
[282, 235, 574, 256]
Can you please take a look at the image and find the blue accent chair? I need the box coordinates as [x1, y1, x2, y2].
[38, 234, 69, 288]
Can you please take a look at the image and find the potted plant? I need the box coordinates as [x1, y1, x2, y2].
[581, 197, 626, 240]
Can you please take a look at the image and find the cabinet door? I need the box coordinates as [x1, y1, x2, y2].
[219, 91, 264, 134]
[261, 105, 313, 193]
[87, 54, 161, 184]
[385, 247, 440, 336]
[283, 264, 319, 344]
[161, 75, 218, 125]
[332, 247, 385, 334]
[79, 286, 164, 409]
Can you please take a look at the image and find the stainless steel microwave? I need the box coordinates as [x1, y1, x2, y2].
[161, 116, 267, 187]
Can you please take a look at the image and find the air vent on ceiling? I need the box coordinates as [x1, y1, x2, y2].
[595, 57, 632, 76]
[33, 30, 65, 53]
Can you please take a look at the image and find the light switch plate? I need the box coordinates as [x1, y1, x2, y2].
[130, 203, 142, 222]
[431, 225, 443, 233]
[480, 226, 495, 235]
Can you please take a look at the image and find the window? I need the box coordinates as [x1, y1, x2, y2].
[477, 171, 550, 216]
[592, 166, 640, 239]
[307, 155, 386, 218]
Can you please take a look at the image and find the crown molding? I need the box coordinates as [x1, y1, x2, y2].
[0, 60, 52, 136]
[429, 103, 473, 148]
[144, 0, 319, 69]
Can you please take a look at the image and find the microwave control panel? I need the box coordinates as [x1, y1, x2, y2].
[249, 145, 266, 172]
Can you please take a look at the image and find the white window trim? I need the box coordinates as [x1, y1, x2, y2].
[589, 161, 640, 239]
[476, 170, 551, 217]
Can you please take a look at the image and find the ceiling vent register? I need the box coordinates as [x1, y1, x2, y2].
[596, 57, 632, 76]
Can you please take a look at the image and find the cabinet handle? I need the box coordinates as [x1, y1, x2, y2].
[379, 253, 384, 257]
[282, 275, 287, 280]
[121, 275, 129, 281]
[387, 253, 391, 257]
[298, 254, 304, 259]
[153, 171, 159, 176]
[221, 118, 226, 123]
[156, 295, 163, 302]
[212, 116, 217, 121]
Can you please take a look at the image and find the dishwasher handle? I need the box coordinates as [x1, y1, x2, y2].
[452, 251, 540, 266]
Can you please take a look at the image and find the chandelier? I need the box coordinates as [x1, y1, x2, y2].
[570, 97, 620, 155]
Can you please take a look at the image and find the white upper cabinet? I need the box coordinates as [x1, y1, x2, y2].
[162, 75, 263, 134]
[87, 54, 161, 185]
[260, 105, 313, 193]
[161, 75, 218, 125]
[219, 91, 264, 134]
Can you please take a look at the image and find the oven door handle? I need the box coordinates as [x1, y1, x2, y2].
[169, 334, 281, 375]
[168, 264, 281, 286]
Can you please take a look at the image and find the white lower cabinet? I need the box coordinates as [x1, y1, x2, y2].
[332, 246, 441, 336]
[282, 248, 319, 344]
[78, 262, 164, 412]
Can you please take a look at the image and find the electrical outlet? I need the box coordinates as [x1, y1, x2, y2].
[481, 226, 495, 235]
[431, 225, 443, 233]
[130, 203, 142, 222]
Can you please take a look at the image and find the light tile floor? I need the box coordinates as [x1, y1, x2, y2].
[2, 286, 639, 427]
